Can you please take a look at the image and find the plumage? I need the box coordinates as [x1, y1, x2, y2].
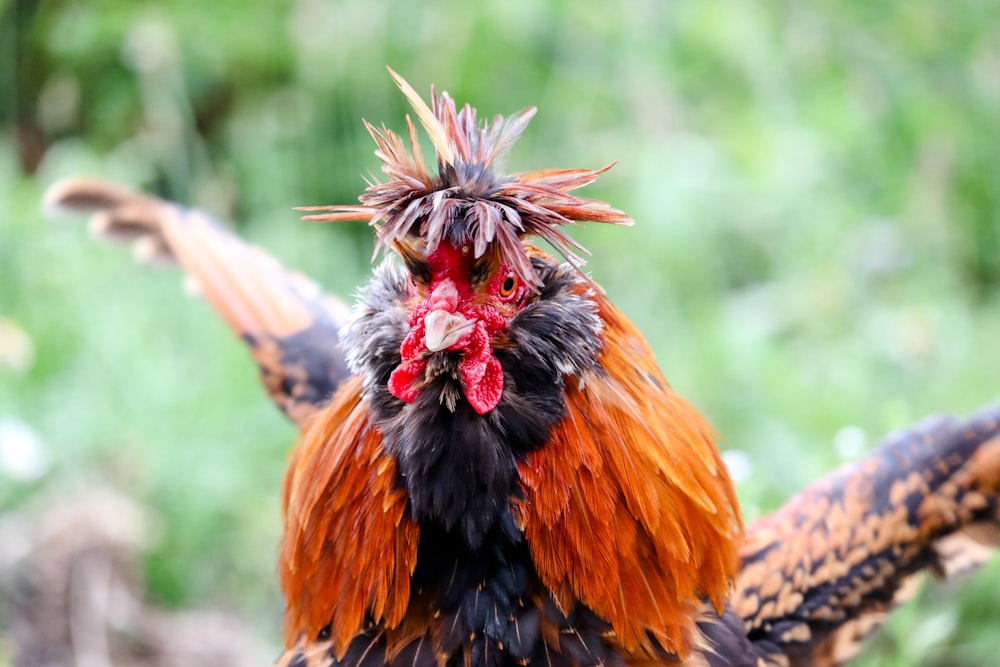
[46, 73, 1000, 667]
[516, 291, 740, 655]
[279, 375, 419, 654]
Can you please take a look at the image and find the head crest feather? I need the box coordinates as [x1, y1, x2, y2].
[298, 68, 633, 287]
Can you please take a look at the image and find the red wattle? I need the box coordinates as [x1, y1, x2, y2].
[389, 318, 428, 403]
[458, 323, 505, 414]
[388, 359, 425, 403]
[463, 356, 504, 414]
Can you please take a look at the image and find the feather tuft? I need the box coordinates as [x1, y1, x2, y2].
[300, 70, 633, 289]
[387, 67, 455, 166]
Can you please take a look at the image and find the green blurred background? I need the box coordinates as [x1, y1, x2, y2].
[3, 1, 1000, 665]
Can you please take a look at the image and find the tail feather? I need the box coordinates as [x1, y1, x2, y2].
[45, 178, 352, 424]
[735, 406, 1000, 666]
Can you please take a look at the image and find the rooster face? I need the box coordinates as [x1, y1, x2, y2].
[387, 240, 531, 415]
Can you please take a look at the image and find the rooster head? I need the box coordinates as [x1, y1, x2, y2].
[301, 68, 631, 417]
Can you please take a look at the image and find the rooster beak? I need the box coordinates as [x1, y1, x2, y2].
[424, 310, 476, 352]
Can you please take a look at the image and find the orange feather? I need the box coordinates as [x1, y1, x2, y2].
[514, 290, 743, 658]
[279, 376, 420, 657]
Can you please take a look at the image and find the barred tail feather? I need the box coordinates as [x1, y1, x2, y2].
[45, 178, 352, 424]
[735, 406, 1000, 666]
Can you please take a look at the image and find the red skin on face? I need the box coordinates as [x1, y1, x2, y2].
[388, 243, 509, 415]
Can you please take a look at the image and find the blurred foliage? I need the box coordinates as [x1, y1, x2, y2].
[3, 0, 1000, 663]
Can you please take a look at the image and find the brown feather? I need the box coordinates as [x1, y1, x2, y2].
[734, 409, 1000, 666]
[515, 290, 742, 658]
[280, 377, 420, 656]
[45, 177, 351, 425]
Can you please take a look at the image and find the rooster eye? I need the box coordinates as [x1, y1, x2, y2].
[498, 273, 520, 301]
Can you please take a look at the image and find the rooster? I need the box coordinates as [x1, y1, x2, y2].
[45, 71, 1000, 667]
